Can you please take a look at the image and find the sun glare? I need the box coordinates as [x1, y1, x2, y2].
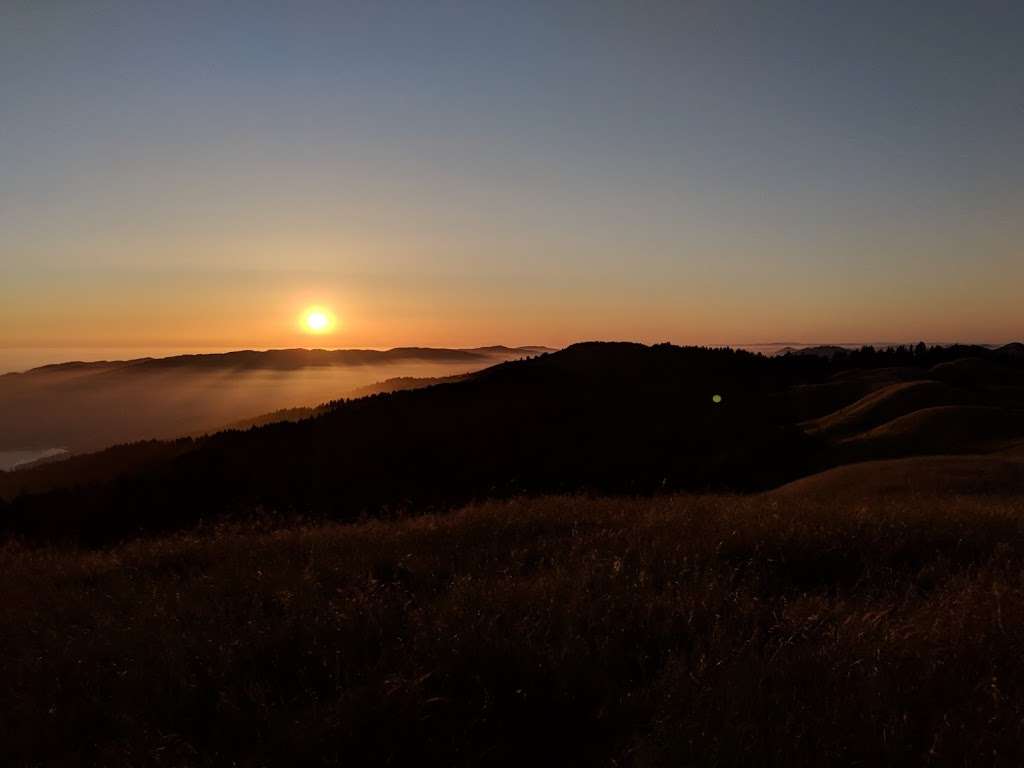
[301, 306, 336, 335]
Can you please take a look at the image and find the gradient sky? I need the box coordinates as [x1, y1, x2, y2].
[2, 0, 1023, 355]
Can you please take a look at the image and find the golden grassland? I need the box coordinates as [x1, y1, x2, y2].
[6, 490, 1024, 766]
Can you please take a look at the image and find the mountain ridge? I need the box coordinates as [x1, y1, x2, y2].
[3, 340, 1024, 546]
[4, 345, 555, 377]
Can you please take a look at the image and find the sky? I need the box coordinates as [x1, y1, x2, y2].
[2, 0, 1023, 359]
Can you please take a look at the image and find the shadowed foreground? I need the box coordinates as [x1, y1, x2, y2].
[6, 492, 1024, 766]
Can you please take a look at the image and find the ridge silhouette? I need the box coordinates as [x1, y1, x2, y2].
[4, 340, 1023, 546]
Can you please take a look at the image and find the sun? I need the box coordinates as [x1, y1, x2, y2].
[306, 311, 329, 332]
[300, 306, 336, 335]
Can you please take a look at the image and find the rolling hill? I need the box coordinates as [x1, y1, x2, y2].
[770, 454, 1024, 502]
[2, 340, 1023, 547]
[802, 379, 959, 439]
[835, 406, 1024, 461]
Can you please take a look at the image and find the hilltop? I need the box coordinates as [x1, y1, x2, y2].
[3, 340, 1023, 546]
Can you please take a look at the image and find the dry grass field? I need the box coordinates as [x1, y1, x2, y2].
[6, 484, 1024, 766]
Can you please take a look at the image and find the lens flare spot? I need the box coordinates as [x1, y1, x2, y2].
[712, 394, 723, 404]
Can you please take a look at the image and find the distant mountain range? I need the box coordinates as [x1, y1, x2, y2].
[0, 345, 554, 456]
[774, 342, 1024, 359]
[11, 346, 554, 376]
[773, 345, 852, 358]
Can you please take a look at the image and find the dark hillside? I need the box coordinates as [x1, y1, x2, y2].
[3, 341, 1023, 547]
[0, 440, 196, 501]
[347, 372, 472, 398]
[2, 343, 815, 545]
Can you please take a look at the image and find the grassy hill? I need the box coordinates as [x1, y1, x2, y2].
[6, 489, 1024, 766]
[836, 406, 1024, 461]
[4, 340, 1024, 765]
[802, 379, 959, 439]
[771, 454, 1024, 502]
